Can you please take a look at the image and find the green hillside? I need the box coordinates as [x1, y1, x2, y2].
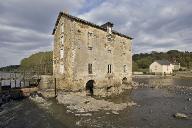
[20, 51, 53, 75]
[0, 65, 20, 72]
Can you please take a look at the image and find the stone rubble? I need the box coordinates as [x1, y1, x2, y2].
[173, 113, 188, 119]
[56, 91, 137, 114]
[29, 94, 51, 109]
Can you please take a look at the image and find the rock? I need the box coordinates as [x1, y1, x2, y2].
[187, 98, 191, 101]
[112, 111, 119, 115]
[75, 113, 92, 116]
[29, 94, 51, 109]
[173, 113, 188, 119]
[29, 94, 45, 103]
[66, 110, 72, 113]
[76, 121, 81, 126]
[0, 97, 2, 106]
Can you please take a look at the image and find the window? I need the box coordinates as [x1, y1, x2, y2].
[123, 65, 127, 73]
[60, 49, 64, 59]
[88, 32, 93, 48]
[61, 23, 64, 33]
[60, 64, 64, 74]
[108, 64, 112, 73]
[61, 36, 64, 44]
[155, 65, 157, 70]
[53, 60, 56, 64]
[88, 64, 92, 74]
[108, 49, 112, 53]
[107, 26, 112, 34]
[88, 47, 92, 50]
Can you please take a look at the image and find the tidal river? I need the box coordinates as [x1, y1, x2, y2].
[0, 77, 192, 128]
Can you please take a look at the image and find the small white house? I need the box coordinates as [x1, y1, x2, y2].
[149, 60, 174, 75]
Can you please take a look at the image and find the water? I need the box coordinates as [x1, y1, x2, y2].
[133, 77, 192, 87]
[0, 77, 192, 128]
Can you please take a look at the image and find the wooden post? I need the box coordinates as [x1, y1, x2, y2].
[15, 72, 16, 88]
[23, 71, 25, 87]
[54, 78, 57, 97]
[10, 73, 11, 87]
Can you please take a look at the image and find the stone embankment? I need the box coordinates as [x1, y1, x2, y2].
[94, 84, 132, 97]
[132, 81, 192, 91]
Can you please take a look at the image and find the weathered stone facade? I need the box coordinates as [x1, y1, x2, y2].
[52, 12, 133, 92]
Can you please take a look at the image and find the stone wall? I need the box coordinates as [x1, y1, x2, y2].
[38, 75, 53, 90]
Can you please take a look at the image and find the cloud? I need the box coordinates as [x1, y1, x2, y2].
[0, 0, 86, 67]
[79, 0, 192, 53]
[0, 0, 192, 67]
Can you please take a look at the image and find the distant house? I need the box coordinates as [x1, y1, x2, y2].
[149, 60, 174, 75]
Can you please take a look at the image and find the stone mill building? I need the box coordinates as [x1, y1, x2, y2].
[52, 12, 133, 93]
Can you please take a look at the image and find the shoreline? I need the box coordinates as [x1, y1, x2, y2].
[132, 74, 192, 79]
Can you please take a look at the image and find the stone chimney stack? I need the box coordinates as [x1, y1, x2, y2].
[63, 9, 69, 14]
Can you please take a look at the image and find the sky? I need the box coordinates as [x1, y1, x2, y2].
[0, 0, 192, 67]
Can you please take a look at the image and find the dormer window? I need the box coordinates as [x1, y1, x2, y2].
[101, 22, 113, 34]
[107, 26, 112, 34]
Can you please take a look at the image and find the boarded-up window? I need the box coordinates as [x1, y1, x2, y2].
[60, 49, 64, 59]
[88, 63, 92, 74]
[60, 64, 64, 74]
[108, 64, 112, 73]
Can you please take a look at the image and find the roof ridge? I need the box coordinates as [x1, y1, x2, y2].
[52, 12, 133, 40]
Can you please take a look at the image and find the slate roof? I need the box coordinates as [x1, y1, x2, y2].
[155, 60, 172, 65]
[52, 12, 133, 40]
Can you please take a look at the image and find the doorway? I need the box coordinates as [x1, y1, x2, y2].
[85, 80, 95, 96]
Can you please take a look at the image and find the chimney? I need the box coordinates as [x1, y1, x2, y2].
[63, 9, 69, 14]
[101, 22, 113, 34]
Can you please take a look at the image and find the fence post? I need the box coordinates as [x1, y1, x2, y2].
[10, 73, 11, 87]
[15, 72, 16, 88]
[23, 71, 25, 87]
[54, 78, 57, 97]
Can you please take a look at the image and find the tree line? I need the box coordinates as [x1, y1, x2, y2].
[1, 50, 191, 74]
[0, 51, 53, 75]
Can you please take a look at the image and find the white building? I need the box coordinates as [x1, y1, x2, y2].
[149, 60, 174, 75]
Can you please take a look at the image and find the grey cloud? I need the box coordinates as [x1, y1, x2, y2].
[0, 0, 86, 67]
[79, 0, 192, 54]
